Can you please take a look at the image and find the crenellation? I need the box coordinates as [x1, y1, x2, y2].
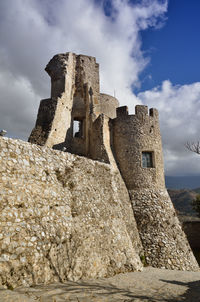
[116, 106, 129, 117]
[115, 105, 159, 124]
[135, 105, 148, 116]
[149, 107, 159, 118]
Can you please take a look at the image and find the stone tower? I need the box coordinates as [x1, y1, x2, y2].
[112, 105, 198, 270]
[112, 105, 165, 190]
[29, 52, 199, 272]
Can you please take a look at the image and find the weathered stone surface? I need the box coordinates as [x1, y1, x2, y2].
[130, 188, 199, 271]
[0, 137, 143, 288]
[99, 93, 119, 119]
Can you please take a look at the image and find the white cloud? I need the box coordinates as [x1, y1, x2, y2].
[138, 80, 200, 176]
[0, 70, 40, 138]
[3, 0, 198, 177]
[0, 0, 167, 138]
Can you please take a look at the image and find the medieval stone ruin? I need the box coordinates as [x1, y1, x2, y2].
[0, 53, 198, 288]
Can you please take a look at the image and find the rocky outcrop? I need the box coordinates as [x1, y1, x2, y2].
[0, 137, 143, 288]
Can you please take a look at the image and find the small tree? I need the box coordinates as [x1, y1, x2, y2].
[192, 194, 200, 218]
[185, 141, 200, 154]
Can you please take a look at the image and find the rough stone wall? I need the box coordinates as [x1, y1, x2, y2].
[0, 137, 143, 288]
[130, 189, 199, 271]
[90, 114, 118, 169]
[28, 98, 58, 146]
[29, 52, 76, 148]
[73, 54, 100, 113]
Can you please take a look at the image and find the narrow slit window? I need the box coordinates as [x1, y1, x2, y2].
[142, 152, 154, 168]
[73, 119, 83, 138]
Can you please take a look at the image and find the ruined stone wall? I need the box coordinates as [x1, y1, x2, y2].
[73, 54, 100, 104]
[0, 137, 143, 288]
[29, 53, 102, 156]
[99, 94, 119, 119]
[29, 53, 76, 148]
[72, 54, 100, 121]
[90, 114, 118, 169]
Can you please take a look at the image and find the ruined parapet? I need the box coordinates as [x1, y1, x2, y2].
[89, 114, 118, 169]
[112, 105, 199, 271]
[72, 54, 100, 119]
[29, 52, 76, 147]
[99, 94, 119, 119]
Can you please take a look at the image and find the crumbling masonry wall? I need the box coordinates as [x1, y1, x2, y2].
[29, 53, 76, 147]
[29, 53, 118, 163]
[0, 137, 143, 288]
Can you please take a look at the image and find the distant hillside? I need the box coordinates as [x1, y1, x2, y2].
[194, 188, 200, 194]
[165, 175, 200, 189]
[168, 188, 200, 221]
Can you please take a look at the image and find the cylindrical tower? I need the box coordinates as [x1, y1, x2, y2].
[112, 105, 165, 190]
[112, 105, 199, 271]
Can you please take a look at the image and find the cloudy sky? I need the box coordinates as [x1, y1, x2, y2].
[0, 0, 200, 177]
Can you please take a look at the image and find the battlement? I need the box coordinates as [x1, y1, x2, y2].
[76, 53, 98, 63]
[116, 106, 129, 117]
[116, 105, 159, 120]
